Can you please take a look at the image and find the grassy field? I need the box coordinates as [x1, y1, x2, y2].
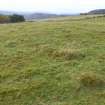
[0, 16, 105, 105]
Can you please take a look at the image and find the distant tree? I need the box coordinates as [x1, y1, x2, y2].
[10, 14, 25, 23]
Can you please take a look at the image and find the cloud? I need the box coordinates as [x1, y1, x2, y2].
[0, 0, 105, 13]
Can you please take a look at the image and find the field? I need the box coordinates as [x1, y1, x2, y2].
[0, 15, 105, 105]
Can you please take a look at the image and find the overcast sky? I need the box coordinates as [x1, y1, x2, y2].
[0, 0, 105, 14]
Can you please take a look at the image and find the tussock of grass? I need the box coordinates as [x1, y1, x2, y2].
[47, 48, 85, 60]
[96, 92, 105, 97]
[79, 72, 105, 88]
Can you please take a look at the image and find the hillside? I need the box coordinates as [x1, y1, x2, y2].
[0, 16, 105, 105]
[88, 9, 105, 14]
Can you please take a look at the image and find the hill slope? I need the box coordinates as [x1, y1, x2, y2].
[0, 16, 105, 105]
[88, 9, 105, 14]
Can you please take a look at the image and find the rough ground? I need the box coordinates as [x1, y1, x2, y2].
[0, 16, 105, 105]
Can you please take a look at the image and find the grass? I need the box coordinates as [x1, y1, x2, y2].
[0, 15, 105, 105]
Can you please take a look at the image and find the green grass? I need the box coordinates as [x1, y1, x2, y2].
[0, 16, 105, 105]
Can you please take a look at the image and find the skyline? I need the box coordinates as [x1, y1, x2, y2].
[0, 0, 105, 14]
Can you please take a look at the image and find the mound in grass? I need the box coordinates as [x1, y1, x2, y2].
[79, 72, 105, 88]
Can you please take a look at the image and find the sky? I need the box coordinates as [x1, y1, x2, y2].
[0, 0, 105, 14]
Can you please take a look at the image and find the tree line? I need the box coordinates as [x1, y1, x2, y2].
[0, 14, 25, 23]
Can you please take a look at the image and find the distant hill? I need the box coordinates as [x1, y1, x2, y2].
[24, 13, 60, 20]
[0, 10, 14, 15]
[0, 10, 57, 19]
[88, 9, 105, 14]
[0, 10, 75, 20]
[80, 9, 105, 15]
